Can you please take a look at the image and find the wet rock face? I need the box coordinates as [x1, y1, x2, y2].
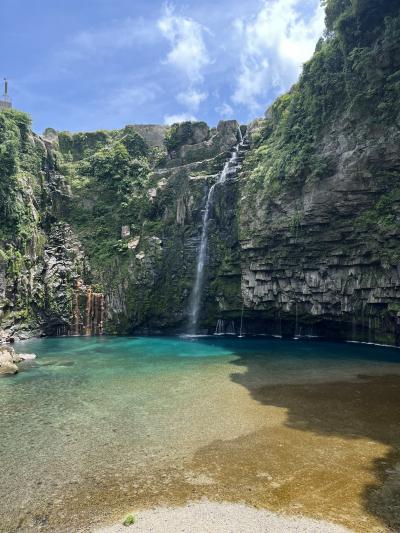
[239, 118, 400, 343]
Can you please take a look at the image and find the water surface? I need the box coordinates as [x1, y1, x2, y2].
[1, 336, 400, 532]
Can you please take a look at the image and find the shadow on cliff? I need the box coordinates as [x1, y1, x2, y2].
[195, 336, 400, 530]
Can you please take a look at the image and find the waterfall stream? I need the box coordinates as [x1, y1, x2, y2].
[239, 302, 245, 337]
[188, 128, 246, 334]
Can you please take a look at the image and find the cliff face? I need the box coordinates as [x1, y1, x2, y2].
[238, 0, 400, 343]
[1, 0, 400, 343]
[0, 111, 92, 339]
[0, 111, 243, 339]
[240, 116, 400, 342]
[60, 120, 243, 334]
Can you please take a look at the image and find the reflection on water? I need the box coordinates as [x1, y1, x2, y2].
[1, 336, 400, 532]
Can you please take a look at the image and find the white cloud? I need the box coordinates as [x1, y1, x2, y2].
[158, 5, 210, 121]
[215, 102, 234, 118]
[64, 17, 157, 60]
[104, 84, 161, 116]
[164, 113, 197, 125]
[176, 89, 207, 111]
[232, 0, 324, 112]
[158, 4, 210, 83]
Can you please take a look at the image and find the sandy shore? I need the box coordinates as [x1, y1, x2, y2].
[95, 501, 352, 532]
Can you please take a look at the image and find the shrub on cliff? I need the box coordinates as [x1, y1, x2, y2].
[243, 0, 400, 200]
[0, 109, 40, 242]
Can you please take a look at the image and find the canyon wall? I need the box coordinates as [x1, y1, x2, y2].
[60, 119, 243, 334]
[0, 112, 104, 339]
[0, 113, 243, 338]
[237, 0, 400, 343]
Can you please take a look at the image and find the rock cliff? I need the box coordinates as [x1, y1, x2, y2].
[60, 119, 243, 334]
[238, 0, 400, 343]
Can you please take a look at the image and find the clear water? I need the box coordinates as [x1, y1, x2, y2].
[1, 336, 400, 532]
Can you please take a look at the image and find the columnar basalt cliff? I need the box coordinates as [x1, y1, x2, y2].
[239, 117, 400, 343]
[0, 0, 399, 343]
[237, 0, 400, 343]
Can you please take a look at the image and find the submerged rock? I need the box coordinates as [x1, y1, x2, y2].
[18, 353, 37, 361]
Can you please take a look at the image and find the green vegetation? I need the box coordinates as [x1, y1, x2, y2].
[1, 0, 399, 340]
[58, 130, 111, 162]
[356, 186, 400, 234]
[0, 109, 42, 243]
[64, 131, 152, 269]
[59, 126, 185, 332]
[122, 514, 136, 526]
[0, 109, 61, 332]
[243, 0, 400, 200]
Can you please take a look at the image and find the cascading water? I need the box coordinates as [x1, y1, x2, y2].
[239, 302, 245, 338]
[238, 125, 243, 143]
[70, 279, 105, 336]
[226, 320, 236, 335]
[188, 128, 246, 334]
[214, 319, 224, 335]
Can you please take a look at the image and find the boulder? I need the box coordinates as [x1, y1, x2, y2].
[0, 345, 37, 375]
[0, 328, 16, 344]
[0, 346, 19, 374]
[0, 345, 15, 364]
[0, 361, 18, 375]
[0, 329, 12, 344]
[121, 225, 131, 238]
[127, 236, 140, 251]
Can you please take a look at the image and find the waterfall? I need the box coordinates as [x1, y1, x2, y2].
[85, 291, 105, 336]
[70, 279, 105, 336]
[238, 126, 243, 143]
[72, 280, 81, 336]
[214, 319, 236, 336]
[239, 302, 245, 337]
[226, 321, 236, 335]
[215, 319, 224, 335]
[85, 288, 93, 336]
[188, 127, 245, 334]
[294, 302, 299, 339]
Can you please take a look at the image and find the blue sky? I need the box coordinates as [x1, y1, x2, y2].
[1, 0, 324, 133]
